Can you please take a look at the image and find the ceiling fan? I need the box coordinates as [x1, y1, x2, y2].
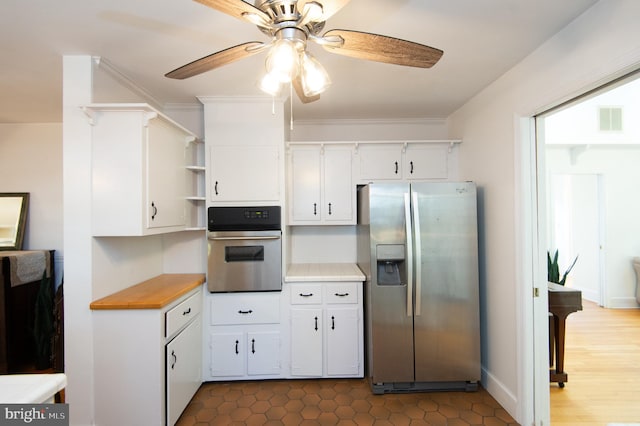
[165, 0, 444, 103]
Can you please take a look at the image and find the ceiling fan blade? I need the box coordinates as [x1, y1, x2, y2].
[322, 29, 443, 68]
[299, 0, 351, 21]
[193, 0, 271, 25]
[165, 41, 266, 79]
[292, 76, 320, 104]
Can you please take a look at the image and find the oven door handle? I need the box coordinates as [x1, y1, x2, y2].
[208, 236, 281, 241]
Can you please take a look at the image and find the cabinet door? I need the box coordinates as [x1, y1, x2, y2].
[358, 145, 403, 180]
[247, 331, 281, 376]
[147, 119, 187, 229]
[326, 307, 360, 376]
[210, 145, 280, 202]
[403, 144, 449, 180]
[167, 318, 202, 426]
[290, 308, 323, 376]
[210, 332, 245, 377]
[290, 147, 322, 223]
[322, 147, 355, 223]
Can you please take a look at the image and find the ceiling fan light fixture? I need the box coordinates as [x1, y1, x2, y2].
[300, 51, 331, 96]
[257, 71, 282, 96]
[265, 38, 301, 84]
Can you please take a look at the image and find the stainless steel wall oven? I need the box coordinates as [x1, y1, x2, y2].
[207, 206, 282, 292]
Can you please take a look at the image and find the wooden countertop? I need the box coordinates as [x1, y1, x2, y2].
[285, 263, 365, 282]
[90, 273, 205, 310]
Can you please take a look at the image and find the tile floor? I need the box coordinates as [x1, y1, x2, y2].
[176, 378, 519, 425]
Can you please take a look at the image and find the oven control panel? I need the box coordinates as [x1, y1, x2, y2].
[208, 206, 281, 231]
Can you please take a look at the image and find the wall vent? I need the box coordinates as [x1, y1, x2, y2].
[598, 106, 623, 131]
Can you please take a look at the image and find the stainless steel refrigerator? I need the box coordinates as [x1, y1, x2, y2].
[357, 182, 480, 394]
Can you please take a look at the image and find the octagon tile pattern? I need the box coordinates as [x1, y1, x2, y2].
[176, 378, 519, 425]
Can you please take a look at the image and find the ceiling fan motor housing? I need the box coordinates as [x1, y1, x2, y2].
[255, 0, 325, 37]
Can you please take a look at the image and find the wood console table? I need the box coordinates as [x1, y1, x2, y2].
[548, 282, 582, 388]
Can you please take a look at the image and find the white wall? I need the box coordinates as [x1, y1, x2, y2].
[448, 0, 640, 423]
[290, 118, 449, 141]
[547, 146, 640, 308]
[0, 123, 63, 286]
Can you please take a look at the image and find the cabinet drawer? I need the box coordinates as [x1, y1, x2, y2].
[211, 293, 280, 325]
[166, 290, 202, 338]
[290, 284, 322, 304]
[324, 282, 359, 304]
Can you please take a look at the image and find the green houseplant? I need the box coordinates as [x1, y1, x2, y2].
[547, 249, 578, 286]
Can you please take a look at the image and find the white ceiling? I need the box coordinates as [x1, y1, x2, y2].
[0, 0, 600, 123]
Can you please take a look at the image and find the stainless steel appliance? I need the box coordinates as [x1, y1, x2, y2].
[207, 206, 282, 292]
[357, 182, 480, 394]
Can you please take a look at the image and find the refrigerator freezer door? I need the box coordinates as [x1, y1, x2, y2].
[412, 182, 481, 383]
[366, 183, 415, 384]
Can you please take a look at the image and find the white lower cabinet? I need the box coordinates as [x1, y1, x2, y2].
[205, 292, 284, 380]
[210, 331, 281, 377]
[287, 281, 363, 378]
[93, 285, 203, 426]
[167, 318, 202, 426]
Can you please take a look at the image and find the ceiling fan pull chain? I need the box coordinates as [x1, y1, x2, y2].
[290, 82, 294, 130]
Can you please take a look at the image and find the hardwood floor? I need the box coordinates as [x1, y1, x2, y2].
[550, 300, 640, 425]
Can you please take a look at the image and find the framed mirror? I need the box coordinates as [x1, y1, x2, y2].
[0, 193, 29, 251]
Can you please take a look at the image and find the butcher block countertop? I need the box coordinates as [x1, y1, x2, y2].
[285, 263, 365, 282]
[90, 273, 205, 310]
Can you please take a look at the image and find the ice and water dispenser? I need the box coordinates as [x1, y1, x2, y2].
[376, 244, 406, 286]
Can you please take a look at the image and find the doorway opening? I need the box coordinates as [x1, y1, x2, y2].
[535, 69, 640, 423]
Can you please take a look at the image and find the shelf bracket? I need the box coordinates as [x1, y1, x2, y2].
[353, 142, 359, 154]
[449, 141, 455, 153]
[142, 111, 158, 128]
[81, 106, 96, 126]
[184, 136, 196, 146]
[402, 142, 408, 153]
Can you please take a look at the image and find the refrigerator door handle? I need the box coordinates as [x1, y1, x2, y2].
[404, 192, 413, 317]
[412, 192, 422, 316]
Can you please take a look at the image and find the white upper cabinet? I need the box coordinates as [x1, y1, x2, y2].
[201, 98, 285, 206]
[358, 144, 404, 180]
[209, 145, 280, 203]
[403, 143, 450, 180]
[86, 103, 198, 236]
[356, 141, 458, 182]
[289, 144, 355, 225]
